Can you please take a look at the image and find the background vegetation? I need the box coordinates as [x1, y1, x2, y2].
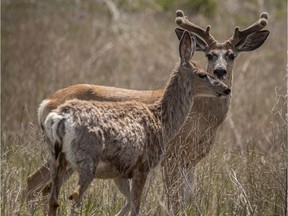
[2, 0, 287, 215]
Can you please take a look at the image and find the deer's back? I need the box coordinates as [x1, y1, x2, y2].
[38, 84, 163, 127]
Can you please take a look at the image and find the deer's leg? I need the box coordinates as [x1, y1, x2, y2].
[162, 158, 182, 216]
[68, 157, 96, 205]
[130, 172, 148, 216]
[27, 162, 51, 200]
[41, 166, 74, 196]
[114, 177, 131, 216]
[166, 167, 195, 216]
[38, 166, 73, 215]
[180, 166, 196, 205]
[27, 162, 51, 215]
[49, 152, 68, 216]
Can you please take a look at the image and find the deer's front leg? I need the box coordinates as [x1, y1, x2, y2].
[130, 172, 148, 216]
[162, 156, 183, 216]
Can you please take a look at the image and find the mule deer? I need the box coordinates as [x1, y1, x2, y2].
[27, 11, 269, 215]
[43, 32, 230, 215]
[162, 10, 269, 214]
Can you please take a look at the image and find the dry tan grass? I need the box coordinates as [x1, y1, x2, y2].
[2, 0, 287, 215]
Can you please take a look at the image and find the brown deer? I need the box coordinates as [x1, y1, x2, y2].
[27, 11, 269, 215]
[162, 10, 269, 214]
[43, 31, 230, 216]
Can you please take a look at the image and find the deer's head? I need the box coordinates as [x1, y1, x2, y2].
[179, 31, 231, 98]
[175, 10, 270, 83]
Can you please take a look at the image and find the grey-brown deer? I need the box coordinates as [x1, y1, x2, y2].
[27, 11, 269, 215]
[43, 31, 230, 216]
[163, 10, 269, 214]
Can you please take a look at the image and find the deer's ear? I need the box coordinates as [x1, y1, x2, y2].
[193, 34, 207, 51]
[179, 31, 195, 64]
[175, 28, 207, 51]
[235, 30, 270, 52]
[175, 28, 185, 40]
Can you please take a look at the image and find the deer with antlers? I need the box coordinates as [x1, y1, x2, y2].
[162, 10, 270, 213]
[163, 10, 270, 214]
[27, 11, 269, 215]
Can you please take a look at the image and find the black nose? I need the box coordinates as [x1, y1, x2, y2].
[214, 69, 227, 79]
[224, 88, 231, 95]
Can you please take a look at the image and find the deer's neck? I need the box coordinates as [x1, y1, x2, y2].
[191, 97, 231, 124]
[154, 63, 195, 143]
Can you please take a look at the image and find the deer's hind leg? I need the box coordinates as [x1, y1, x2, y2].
[130, 171, 148, 216]
[68, 128, 103, 207]
[49, 152, 68, 216]
[68, 156, 96, 205]
[114, 177, 131, 216]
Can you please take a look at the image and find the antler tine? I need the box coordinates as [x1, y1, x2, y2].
[230, 12, 269, 46]
[175, 10, 217, 46]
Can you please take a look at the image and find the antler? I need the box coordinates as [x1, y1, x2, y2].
[228, 12, 269, 46]
[175, 10, 217, 46]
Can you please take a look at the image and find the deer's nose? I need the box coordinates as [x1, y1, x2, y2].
[214, 69, 227, 79]
[224, 88, 231, 95]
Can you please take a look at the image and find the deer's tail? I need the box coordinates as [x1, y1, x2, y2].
[44, 112, 66, 160]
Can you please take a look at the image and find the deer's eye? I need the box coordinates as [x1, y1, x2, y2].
[206, 54, 213, 61]
[198, 74, 207, 79]
[228, 53, 235, 60]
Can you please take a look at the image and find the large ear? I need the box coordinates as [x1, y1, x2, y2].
[175, 28, 185, 40]
[179, 30, 195, 65]
[175, 28, 207, 51]
[235, 30, 270, 52]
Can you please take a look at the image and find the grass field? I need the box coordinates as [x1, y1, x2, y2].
[2, 0, 287, 215]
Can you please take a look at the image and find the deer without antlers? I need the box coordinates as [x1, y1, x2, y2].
[43, 32, 230, 216]
[27, 11, 269, 215]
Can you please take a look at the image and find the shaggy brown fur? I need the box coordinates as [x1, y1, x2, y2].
[43, 32, 230, 216]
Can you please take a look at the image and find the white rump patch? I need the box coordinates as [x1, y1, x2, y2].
[61, 115, 76, 166]
[44, 112, 64, 145]
[38, 99, 50, 126]
[44, 112, 77, 166]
